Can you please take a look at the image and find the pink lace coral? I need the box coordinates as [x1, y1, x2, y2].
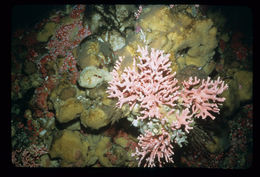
[12, 144, 48, 167]
[181, 76, 228, 120]
[107, 45, 180, 121]
[107, 45, 228, 167]
[132, 129, 174, 167]
[171, 108, 193, 133]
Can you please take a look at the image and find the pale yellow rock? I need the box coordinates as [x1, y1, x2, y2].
[137, 6, 218, 70]
[185, 56, 207, 67]
[186, 7, 192, 14]
[56, 98, 84, 123]
[203, 60, 216, 75]
[178, 13, 193, 26]
[86, 83, 107, 100]
[140, 6, 175, 32]
[72, 47, 78, 58]
[78, 65, 112, 89]
[234, 70, 253, 102]
[60, 16, 78, 25]
[187, 45, 201, 57]
[220, 33, 230, 42]
[169, 54, 179, 73]
[40, 154, 51, 167]
[95, 136, 112, 167]
[80, 107, 110, 130]
[24, 109, 33, 119]
[109, 29, 126, 51]
[121, 104, 131, 117]
[49, 130, 89, 166]
[49, 81, 73, 108]
[176, 56, 186, 70]
[115, 45, 136, 76]
[36, 22, 57, 42]
[207, 10, 227, 30]
[149, 34, 168, 50]
[66, 120, 81, 131]
[86, 41, 100, 55]
[163, 39, 174, 53]
[89, 54, 101, 67]
[205, 136, 222, 153]
[221, 78, 240, 117]
[78, 41, 101, 69]
[102, 96, 113, 106]
[110, 145, 128, 166]
[114, 137, 128, 148]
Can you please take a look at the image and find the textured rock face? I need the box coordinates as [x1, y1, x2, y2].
[59, 87, 76, 101]
[78, 66, 112, 89]
[132, 6, 218, 74]
[56, 98, 84, 123]
[220, 78, 240, 118]
[49, 130, 89, 167]
[80, 105, 111, 130]
[36, 22, 57, 42]
[221, 70, 252, 118]
[234, 70, 253, 103]
[77, 40, 101, 69]
[109, 29, 126, 51]
[84, 5, 135, 50]
[77, 39, 115, 70]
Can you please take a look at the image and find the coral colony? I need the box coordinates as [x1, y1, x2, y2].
[107, 45, 228, 167]
[13, 4, 252, 168]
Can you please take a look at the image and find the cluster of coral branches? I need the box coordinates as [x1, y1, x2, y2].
[107, 45, 228, 167]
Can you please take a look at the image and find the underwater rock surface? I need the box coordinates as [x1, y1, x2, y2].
[11, 5, 252, 168]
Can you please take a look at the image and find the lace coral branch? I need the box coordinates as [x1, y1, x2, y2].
[181, 76, 228, 119]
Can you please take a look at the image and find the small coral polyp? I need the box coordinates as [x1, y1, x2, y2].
[107, 45, 228, 167]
